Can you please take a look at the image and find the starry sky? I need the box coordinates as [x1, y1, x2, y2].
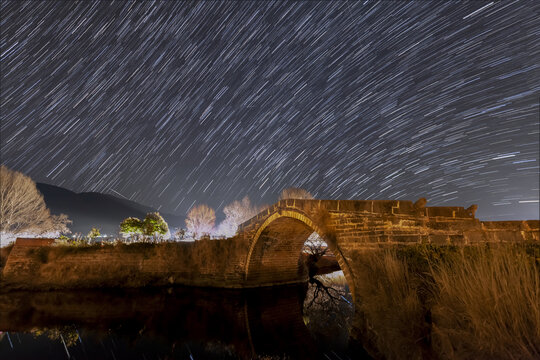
[1, 1, 539, 220]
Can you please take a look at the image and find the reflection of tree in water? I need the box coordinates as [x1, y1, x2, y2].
[301, 233, 355, 350]
[32, 325, 80, 347]
[302, 271, 354, 351]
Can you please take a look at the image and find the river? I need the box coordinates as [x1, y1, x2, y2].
[0, 271, 370, 359]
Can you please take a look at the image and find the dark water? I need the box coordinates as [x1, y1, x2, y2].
[0, 272, 369, 360]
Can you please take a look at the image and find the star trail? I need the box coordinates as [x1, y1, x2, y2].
[1, 1, 539, 220]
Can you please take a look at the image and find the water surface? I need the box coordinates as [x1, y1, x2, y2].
[0, 272, 369, 359]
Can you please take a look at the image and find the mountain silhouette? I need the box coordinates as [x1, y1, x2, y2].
[36, 183, 184, 235]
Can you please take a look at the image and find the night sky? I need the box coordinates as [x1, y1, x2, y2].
[1, 1, 539, 220]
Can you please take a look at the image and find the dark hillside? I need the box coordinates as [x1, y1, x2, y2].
[36, 183, 184, 235]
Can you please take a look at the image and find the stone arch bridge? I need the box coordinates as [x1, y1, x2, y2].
[2, 199, 538, 301]
[235, 199, 539, 300]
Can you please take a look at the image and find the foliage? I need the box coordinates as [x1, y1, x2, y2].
[278, 187, 314, 200]
[185, 204, 215, 239]
[142, 212, 168, 239]
[54, 235, 71, 246]
[0, 165, 71, 235]
[120, 213, 168, 241]
[32, 326, 79, 347]
[430, 244, 540, 359]
[53, 232, 92, 247]
[120, 217, 143, 235]
[87, 227, 101, 239]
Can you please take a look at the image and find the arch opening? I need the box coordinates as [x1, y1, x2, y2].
[243, 212, 356, 350]
[244, 211, 355, 294]
[301, 231, 355, 351]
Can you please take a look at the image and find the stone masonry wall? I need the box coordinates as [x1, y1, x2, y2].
[1, 238, 252, 291]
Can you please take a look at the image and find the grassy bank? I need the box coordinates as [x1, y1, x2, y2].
[351, 243, 540, 359]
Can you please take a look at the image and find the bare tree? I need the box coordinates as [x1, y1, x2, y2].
[50, 213, 71, 234]
[0, 165, 71, 236]
[303, 271, 354, 345]
[185, 204, 215, 238]
[279, 187, 314, 200]
[174, 228, 186, 240]
[302, 233, 331, 278]
[216, 196, 258, 237]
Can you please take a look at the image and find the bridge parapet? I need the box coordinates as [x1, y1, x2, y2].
[237, 199, 476, 241]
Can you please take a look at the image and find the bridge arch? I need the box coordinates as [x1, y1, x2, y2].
[244, 209, 356, 300]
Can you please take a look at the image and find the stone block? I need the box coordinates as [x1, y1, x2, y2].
[321, 200, 339, 211]
[454, 207, 474, 219]
[371, 200, 396, 214]
[426, 207, 455, 218]
[392, 235, 421, 243]
[392, 201, 415, 215]
[429, 235, 449, 245]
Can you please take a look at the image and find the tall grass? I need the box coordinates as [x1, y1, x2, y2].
[353, 249, 428, 360]
[431, 245, 540, 359]
[351, 243, 540, 359]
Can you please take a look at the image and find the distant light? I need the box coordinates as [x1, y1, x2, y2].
[518, 200, 539, 203]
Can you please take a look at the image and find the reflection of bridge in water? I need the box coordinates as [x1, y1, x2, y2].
[0, 286, 364, 359]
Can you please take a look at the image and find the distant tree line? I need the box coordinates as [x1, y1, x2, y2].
[1, 163, 317, 244]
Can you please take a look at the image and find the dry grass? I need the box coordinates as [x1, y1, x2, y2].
[317, 270, 348, 287]
[353, 249, 428, 360]
[351, 243, 540, 360]
[431, 245, 540, 359]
